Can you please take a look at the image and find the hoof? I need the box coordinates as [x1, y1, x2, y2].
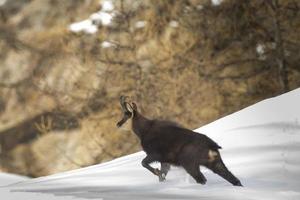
[234, 181, 243, 187]
[196, 176, 207, 185]
[158, 173, 166, 182]
[197, 179, 207, 185]
[154, 168, 167, 182]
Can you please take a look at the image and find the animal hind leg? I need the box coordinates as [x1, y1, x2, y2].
[182, 164, 207, 184]
[208, 158, 242, 186]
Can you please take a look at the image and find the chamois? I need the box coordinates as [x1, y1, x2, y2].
[116, 96, 242, 186]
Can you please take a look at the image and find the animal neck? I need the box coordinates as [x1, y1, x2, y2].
[131, 110, 150, 139]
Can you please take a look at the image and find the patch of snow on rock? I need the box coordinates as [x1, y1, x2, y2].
[101, 0, 114, 12]
[90, 11, 114, 26]
[256, 43, 266, 60]
[211, 0, 223, 6]
[69, 0, 115, 34]
[135, 21, 146, 29]
[69, 19, 98, 34]
[101, 41, 115, 48]
[256, 44, 265, 55]
[169, 20, 179, 28]
[0, 0, 6, 7]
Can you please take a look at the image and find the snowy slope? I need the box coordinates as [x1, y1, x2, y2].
[0, 173, 28, 187]
[1, 88, 300, 200]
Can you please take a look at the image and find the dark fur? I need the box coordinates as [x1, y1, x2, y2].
[117, 98, 242, 186]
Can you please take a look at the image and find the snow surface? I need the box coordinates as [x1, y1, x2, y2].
[0, 173, 28, 187]
[1, 88, 300, 200]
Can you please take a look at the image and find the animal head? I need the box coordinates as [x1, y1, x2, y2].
[116, 95, 138, 128]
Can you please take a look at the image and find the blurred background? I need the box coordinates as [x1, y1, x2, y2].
[0, 0, 299, 177]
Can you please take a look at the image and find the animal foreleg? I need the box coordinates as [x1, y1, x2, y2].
[159, 163, 171, 182]
[142, 155, 167, 182]
[141, 155, 160, 176]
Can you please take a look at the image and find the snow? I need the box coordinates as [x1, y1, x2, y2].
[69, 19, 98, 34]
[101, 41, 115, 48]
[101, 0, 114, 12]
[211, 0, 223, 6]
[0, 0, 6, 7]
[90, 12, 114, 26]
[69, 0, 115, 34]
[135, 21, 147, 29]
[0, 173, 28, 187]
[169, 20, 179, 28]
[1, 88, 300, 199]
[256, 44, 265, 55]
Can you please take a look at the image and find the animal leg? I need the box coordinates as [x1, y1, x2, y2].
[159, 163, 171, 182]
[182, 164, 207, 184]
[141, 155, 162, 177]
[208, 158, 242, 186]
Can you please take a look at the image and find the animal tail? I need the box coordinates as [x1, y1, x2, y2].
[195, 131, 222, 150]
[205, 135, 222, 150]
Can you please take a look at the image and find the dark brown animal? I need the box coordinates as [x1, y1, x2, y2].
[116, 96, 242, 186]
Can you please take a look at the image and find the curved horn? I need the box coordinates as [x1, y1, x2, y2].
[120, 96, 130, 111]
[117, 95, 132, 128]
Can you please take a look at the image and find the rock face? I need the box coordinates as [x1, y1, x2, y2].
[0, 0, 299, 177]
